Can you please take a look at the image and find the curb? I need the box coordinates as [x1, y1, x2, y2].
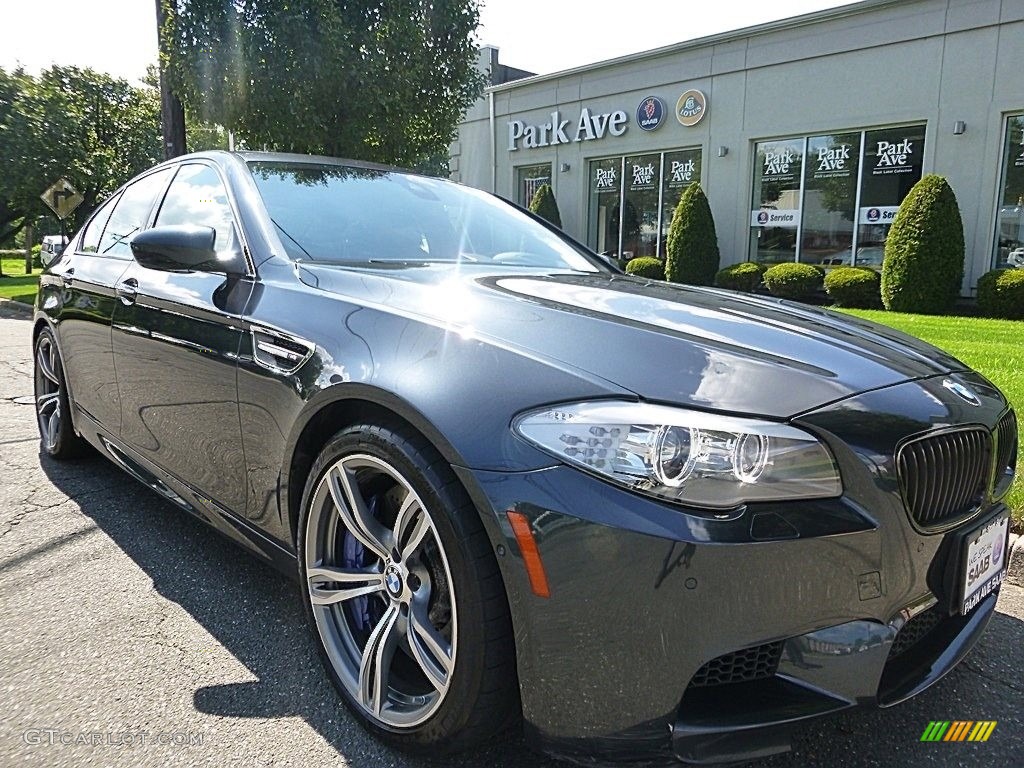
[1008, 532, 1024, 589]
[0, 298, 32, 319]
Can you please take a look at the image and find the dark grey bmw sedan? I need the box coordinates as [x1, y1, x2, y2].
[34, 152, 1015, 765]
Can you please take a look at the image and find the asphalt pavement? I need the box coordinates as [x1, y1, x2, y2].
[1, 301, 1022, 767]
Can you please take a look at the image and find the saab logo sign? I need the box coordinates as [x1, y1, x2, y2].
[676, 89, 706, 127]
[859, 205, 900, 225]
[636, 96, 666, 132]
[508, 108, 628, 151]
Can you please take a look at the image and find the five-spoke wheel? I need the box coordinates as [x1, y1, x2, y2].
[298, 423, 518, 752]
[33, 329, 85, 459]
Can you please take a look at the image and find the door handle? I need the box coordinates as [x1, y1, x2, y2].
[61, 268, 74, 287]
[116, 278, 139, 306]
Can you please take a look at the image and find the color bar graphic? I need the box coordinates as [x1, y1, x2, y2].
[920, 721, 996, 742]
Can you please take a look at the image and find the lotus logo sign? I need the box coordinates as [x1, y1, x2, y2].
[676, 89, 707, 127]
[636, 96, 666, 132]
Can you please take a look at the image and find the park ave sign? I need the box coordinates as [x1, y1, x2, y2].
[508, 107, 629, 151]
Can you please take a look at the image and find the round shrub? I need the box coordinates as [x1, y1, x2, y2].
[977, 268, 1024, 319]
[824, 267, 881, 308]
[762, 262, 823, 300]
[665, 183, 720, 286]
[625, 256, 665, 280]
[715, 262, 766, 292]
[881, 174, 964, 313]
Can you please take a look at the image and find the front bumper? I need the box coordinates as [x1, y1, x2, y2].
[452, 376, 1010, 765]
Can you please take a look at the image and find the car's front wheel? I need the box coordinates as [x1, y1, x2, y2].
[33, 328, 86, 459]
[297, 422, 518, 752]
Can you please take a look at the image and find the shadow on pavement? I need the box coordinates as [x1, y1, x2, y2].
[37, 451, 1024, 768]
[39, 450, 557, 768]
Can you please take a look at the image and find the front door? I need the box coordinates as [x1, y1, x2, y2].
[111, 162, 252, 515]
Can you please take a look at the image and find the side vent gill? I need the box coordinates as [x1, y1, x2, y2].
[252, 327, 314, 374]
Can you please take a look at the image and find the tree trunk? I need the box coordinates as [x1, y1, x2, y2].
[155, 0, 187, 159]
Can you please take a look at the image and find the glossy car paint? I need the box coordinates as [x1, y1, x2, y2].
[34, 152, 1013, 765]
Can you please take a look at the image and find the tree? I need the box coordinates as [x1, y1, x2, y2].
[881, 174, 964, 313]
[529, 184, 562, 228]
[163, 0, 486, 167]
[665, 183, 720, 285]
[0, 65, 163, 244]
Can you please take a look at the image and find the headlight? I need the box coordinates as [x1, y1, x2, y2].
[513, 401, 841, 511]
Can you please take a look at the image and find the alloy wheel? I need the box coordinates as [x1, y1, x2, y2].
[304, 453, 457, 728]
[34, 335, 63, 453]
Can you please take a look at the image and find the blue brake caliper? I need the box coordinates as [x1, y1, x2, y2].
[342, 494, 384, 632]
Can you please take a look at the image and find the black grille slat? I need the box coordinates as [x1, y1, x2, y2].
[689, 641, 784, 688]
[897, 428, 990, 530]
[994, 411, 1018, 498]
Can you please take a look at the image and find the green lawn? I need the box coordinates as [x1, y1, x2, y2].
[0, 258, 41, 304]
[840, 309, 1023, 528]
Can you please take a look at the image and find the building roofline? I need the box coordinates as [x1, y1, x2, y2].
[484, 0, 904, 92]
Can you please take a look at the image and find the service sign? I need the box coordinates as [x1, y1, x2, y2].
[751, 209, 801, 227]
[859, 205, 901, 225]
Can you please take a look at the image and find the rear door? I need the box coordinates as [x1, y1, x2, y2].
[50, 168, 174, 433]
[111, 162, 253, 515]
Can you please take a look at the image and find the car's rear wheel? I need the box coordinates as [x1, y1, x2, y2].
[297, 422, 518, 752]
[33, 329, 86, 459]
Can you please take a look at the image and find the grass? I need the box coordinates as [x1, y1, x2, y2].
[0, 257, 41, 305]
[840, 309, 1023, 528]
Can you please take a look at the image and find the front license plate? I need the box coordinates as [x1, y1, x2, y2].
[960, 512, 1009, 615]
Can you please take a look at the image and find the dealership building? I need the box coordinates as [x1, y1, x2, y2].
[452, 0, 1024, 294]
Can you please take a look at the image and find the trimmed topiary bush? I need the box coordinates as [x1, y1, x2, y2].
[977, 268, 1024, 319]
[715, 262, 766, 292]
[665, 183, 720, 286]
[824, 267, 881, 308]
[529, 183, 562, 228]
[881, 174, 964, 313]
[762, 262, 823, 300]
[626, 256, 665, 280]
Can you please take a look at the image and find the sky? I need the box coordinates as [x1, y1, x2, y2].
[0, 0, 853, 84]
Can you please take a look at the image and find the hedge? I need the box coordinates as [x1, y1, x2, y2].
[977, 268, 1024, 319]
[824, 267, 881, 308]
[529, 183, 562, 228]
[665, 183, 720, 285]
[715, 262, 766, 292]
[762, 262, 823, 300]
[881, 174, 964, 313]
[626, 256, 665, 280]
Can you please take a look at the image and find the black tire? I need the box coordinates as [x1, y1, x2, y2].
[33, 328, 87, 460]
[297, 421, 519, 753]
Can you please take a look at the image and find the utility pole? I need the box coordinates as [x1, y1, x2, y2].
[155, 0, 187, 159]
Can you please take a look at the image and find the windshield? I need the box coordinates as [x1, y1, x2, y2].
[247, 161, 600, 272]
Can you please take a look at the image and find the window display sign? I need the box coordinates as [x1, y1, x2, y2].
[802, 133, 859, 264]
[750, 138, 804, 263]
[856, 125, 925, 260]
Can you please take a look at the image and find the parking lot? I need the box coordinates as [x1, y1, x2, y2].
[1, 303, 1022, 767]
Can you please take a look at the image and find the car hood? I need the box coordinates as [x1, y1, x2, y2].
[298, 265, 968, 419]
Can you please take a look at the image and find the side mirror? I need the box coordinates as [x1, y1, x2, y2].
[130, 225, 244, 275]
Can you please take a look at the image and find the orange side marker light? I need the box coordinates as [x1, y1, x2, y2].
[507, 511, 551, 598]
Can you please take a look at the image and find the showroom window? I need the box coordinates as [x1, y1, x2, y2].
[516, 163, 552, 208]
[587, 148, 701, 259]
[994, 114, 1024, 269]
[750, 124, 925, 266]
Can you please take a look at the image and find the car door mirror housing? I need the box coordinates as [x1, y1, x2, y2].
[130, 225, 245, 275]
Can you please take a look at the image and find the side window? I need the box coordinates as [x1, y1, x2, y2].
[98, 168, 173, 258]
[78, 193, 121, 254]
[155, 164, 239, 254]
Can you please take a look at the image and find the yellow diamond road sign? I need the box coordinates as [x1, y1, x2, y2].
[40, 178, 84, 221]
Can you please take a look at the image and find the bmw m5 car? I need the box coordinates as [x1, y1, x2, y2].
[34, 151, 1016, 765]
